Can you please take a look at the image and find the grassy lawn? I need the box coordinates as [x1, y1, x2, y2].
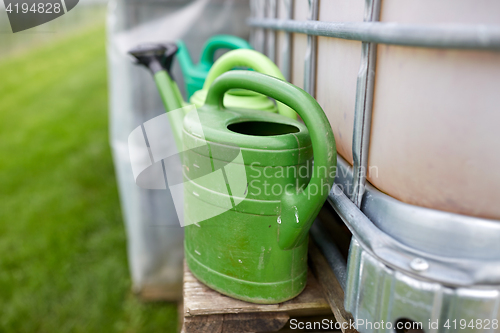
[0, 25, 178, 332]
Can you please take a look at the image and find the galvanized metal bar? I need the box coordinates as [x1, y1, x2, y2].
[351, 0, 381, 207]
[280, 0, 294, 81]
[327, 184, 500, 286]
[310, 219, 348, 291]
[303, 0, 319, 96]
[249, 0, 257, 49]
[247, 18, 500, 50]
[266, 0, 277, 62]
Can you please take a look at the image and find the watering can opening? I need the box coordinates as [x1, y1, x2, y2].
[192, 49, 298, 119]
[227, 121, 300, 137]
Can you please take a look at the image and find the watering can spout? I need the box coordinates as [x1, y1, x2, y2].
[128, 43, 186, 151]
[128, 43, 177, 75]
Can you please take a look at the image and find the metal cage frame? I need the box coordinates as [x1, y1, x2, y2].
[248, 1, 500, 331]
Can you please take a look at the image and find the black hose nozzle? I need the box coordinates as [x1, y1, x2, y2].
[128, 43, 178, 74]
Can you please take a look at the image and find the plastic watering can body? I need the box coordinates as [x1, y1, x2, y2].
[129, 44, 336, 303]
[190, 49, 297, 120]
[182, 71, 336, 303]
[176, 35, 252, 98]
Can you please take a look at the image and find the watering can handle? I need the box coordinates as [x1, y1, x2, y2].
[199, 35, 252, 67]
[203, 49, 297, 120]
[205, 71, 337, 250]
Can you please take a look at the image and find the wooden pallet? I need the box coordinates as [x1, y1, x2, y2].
[181, 263, 332, 332]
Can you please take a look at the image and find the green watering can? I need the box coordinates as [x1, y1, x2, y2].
[190, 49, 297, 119]
[147, 43, 295, 120]
[129, 44, 336, 304]
[176, 35, 252, 98]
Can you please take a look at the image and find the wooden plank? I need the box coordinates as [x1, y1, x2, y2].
[136, 283, 183, 302]
[308, 240, 359, 333]
[183, 262, 331, 318]
[181, 312, 289, 333]
[182, 314, 223, 333]
[221, 312, 289, 333]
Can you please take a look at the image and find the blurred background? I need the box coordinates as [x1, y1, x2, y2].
[0, 0, 178, 332]
[0, 0, 249, 331]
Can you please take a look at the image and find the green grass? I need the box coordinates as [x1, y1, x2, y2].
[0, 25, 178, 332]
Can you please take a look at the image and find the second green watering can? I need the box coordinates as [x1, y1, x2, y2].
[129, 44, 336, 304]
[176, 35, 252, 98]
